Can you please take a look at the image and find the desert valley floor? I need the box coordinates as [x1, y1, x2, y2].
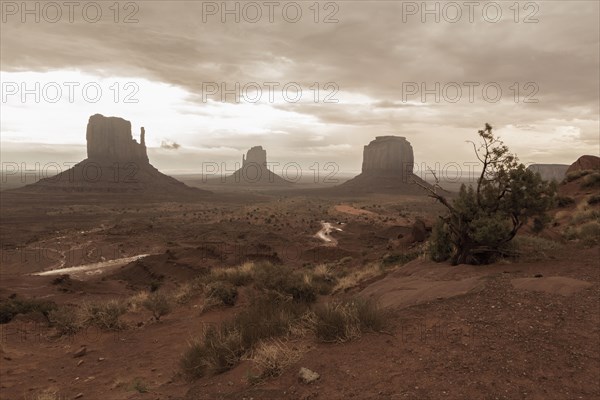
[0, 175, 599, 400]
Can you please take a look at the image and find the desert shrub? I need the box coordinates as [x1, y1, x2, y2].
[181, 324, 244, 379]
[310, 299, 386, 343]
[308, 266, 336, 295]
[579, 221, 600, 246]
[512, 235, 561, 261]
[173, 284, 194, 305]
[571, 209, 600, 225]
[235, 296, 306, 349]
[127, 291, 149, 312]
[248, 339, 304, 381]
[210, 262, 255, 286]
[143, 292, 171, 321]
[254, 263, 316, 303]
[149, 280, 162, 292]
[565, 170, 590, 182]
[181, 295, 306, 380]
[532, 214, 552, 233]
[49, 306, 82, 336]
[80, 300, 127, 331]
[131, 378, 150, 393]
[206, 281, 238, 306]
[0, 298, 57, 324]
[581, 172, 600, 188]
[588, 194, 600, 205]
[556, 195, 576, 208]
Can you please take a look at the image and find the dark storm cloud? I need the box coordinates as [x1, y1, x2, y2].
[1, 0, 598, 169]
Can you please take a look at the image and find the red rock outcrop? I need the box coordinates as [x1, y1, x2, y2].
[566, 155, 600, 174]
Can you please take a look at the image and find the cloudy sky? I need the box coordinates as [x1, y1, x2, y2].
[1, 1, 598, 176]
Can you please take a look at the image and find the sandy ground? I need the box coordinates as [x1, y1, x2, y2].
[0, 185, 598, 400]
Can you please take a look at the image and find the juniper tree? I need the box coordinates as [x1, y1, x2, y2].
[417, 123, 556, 265]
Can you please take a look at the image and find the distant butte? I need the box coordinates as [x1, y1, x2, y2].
[86, 114, 149, 163]
[527, 164, 569, 182]
[212, 145, 292, 186]
[21, 114, 209, 196]
[336, 136, 430, 194]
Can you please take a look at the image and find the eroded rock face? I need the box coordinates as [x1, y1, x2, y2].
[361, 136, 414, 175]
[86, 114, 148, 163]
[242, 146, 267, 168]
[566, 155, 600, 174]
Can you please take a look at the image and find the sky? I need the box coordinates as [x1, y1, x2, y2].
[1, 0, 598, 177]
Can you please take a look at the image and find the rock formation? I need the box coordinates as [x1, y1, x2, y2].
[361, 136, 414, 176]
[86, 114, 148, 163]
[22, 114, 209, 196]
[336, 135, 429, 195]
[527, 164, 569, 182]
[210, 146, 292, 186]
[566, 155, 600, 174]
[242, 146, 267, 169]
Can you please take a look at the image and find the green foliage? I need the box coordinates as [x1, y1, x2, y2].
[427, 124, 556, 265]
[429, 218, 453, 261]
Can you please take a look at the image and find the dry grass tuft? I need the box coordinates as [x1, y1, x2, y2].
[79, 300, 127, 331]
[333, 264, 381, 293]
[128, 291, 150, 312]
[248, 339, 305, 381]
[309, 299, 386, 343]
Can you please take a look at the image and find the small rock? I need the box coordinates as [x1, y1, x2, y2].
[535, 274, 543, 278]
[74, 393, 83, 399]
[73, 347, 87, 358]
[98, 357, 105, 362]
[298, 367, 320, 384]
[77, 360, 84, 367]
